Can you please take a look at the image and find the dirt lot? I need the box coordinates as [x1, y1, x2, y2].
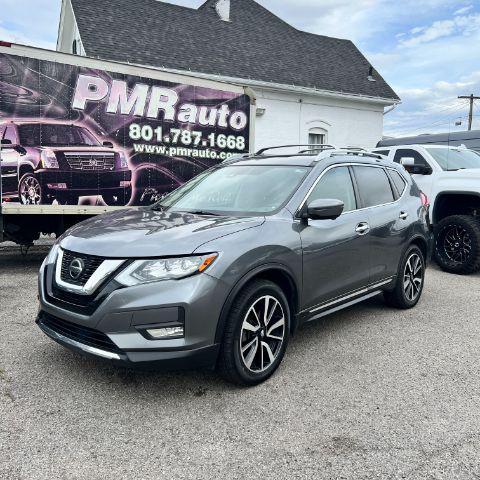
[1, 242, 479, 480]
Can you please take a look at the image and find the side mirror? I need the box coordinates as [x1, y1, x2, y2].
[400, 157, 415, 167]
[400, 157, 432, 175]
[103, 141, 114, 148]
[304, 199, 344, 221]
[1, 139, 13, 146]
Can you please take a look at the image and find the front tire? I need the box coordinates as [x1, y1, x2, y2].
[434, 215, 480, 274]
[218, 280, 290, 386]
[18, 173, 49, 205]
[384, 245, 425, 309]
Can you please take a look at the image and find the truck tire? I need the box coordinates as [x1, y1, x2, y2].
[434, 215, 480, 274]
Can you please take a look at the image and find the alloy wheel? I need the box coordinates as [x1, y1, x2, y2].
[239, 295, 286, 373]
[442, 226, 472, 264]
[403, 253, 423, 302]
[19, 176, 42, 205]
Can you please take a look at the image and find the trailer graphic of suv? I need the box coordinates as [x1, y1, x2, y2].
[0, 120, 132, 206]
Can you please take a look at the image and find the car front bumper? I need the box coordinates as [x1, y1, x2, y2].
[36, 169, 132, 193]
[37, 260, 229, 370]
[36, 312, 220, 370]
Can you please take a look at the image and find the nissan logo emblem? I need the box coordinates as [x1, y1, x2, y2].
[69, 258, 85, 280]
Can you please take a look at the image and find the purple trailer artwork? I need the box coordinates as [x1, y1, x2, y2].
[0, 53, 251, 206]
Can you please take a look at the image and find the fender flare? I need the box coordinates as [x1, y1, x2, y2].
[214, 262, 300, 344]
[432, 191, 480, 225]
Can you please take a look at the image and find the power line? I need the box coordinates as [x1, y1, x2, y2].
[391, 105, 466, 136]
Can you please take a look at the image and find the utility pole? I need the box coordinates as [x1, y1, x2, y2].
[458, 94, 480, 131]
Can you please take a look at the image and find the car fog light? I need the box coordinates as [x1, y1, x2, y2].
[146, 326, 184, 339]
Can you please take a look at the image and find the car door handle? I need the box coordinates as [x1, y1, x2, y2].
[355, 222, 370, 235]
[399, 211, 409, 220]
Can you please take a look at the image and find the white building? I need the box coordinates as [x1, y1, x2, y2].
[57, 0, 399, 150]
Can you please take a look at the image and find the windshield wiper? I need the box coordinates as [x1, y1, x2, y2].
[185, 210, 221, 216]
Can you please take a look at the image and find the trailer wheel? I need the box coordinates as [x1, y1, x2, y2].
[434, 215, 480, 274]
[18, 173, 49, 205]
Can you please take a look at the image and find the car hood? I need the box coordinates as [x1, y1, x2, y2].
[59, 208, 265, 258]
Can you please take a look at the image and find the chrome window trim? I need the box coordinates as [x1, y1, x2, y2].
[296, 163, 408, 218]
[55, 248, 125, 296]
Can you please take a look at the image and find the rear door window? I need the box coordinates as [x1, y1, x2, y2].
[353, 166, 395, 208]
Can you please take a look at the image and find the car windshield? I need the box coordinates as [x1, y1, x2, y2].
[426, 147, 480, 171]
[154, 165, 310, 216]
[18, 124, 102, 147]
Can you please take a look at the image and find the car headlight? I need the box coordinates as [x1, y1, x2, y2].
[115, 253, 218, 286]
[41, 149, 59, 169]
[118, 151, 129, 169]
[41, 243, 60, 269]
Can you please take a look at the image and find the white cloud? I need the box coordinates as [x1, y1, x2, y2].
[454, 4, 473, 15]
[399, 11, 480, 47]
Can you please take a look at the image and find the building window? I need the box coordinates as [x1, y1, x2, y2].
[308, 127, 328, 146]
[72, 40, 78, 55]
[309, 132, 325, 145]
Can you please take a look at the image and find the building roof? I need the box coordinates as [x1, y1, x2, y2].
[68, 0, 399, 102]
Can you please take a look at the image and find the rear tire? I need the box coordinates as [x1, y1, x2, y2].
[217, 280, 290, 386]
[434, 215, 480, 275]
[384, 245, 425, 309]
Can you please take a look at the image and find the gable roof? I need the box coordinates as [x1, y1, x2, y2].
[68, 0, 399, 102]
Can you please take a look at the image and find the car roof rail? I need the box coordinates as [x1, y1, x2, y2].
[315, 149, 385, 161]
[255, 144, 337, 156]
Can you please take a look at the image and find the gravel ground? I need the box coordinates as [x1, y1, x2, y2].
[1, 243, 479, 480]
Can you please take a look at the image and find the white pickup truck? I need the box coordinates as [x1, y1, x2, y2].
[372, 144, 480, 275]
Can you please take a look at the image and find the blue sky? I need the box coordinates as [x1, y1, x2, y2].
[1, 0, 479, 137]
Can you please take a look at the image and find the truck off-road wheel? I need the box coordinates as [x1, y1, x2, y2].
[218, 280, 290, 386]
[384, 245, 425, 309]
[102, 188, 132, 207]
[18, 173, 47, 205]
[434, 215, 480, 274]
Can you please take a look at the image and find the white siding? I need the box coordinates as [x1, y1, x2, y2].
[57, 0, 85, 56]
[254, 88, 385, 151]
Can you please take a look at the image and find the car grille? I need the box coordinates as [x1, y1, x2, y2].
[60, 250, 104, 287]
[38, 311, 122, 354]
[65, 153, 115, 171]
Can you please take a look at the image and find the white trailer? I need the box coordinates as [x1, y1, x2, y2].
[0, 42, 255, 244]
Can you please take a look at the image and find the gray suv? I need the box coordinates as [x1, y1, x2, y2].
[36, 146, 431, 385]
